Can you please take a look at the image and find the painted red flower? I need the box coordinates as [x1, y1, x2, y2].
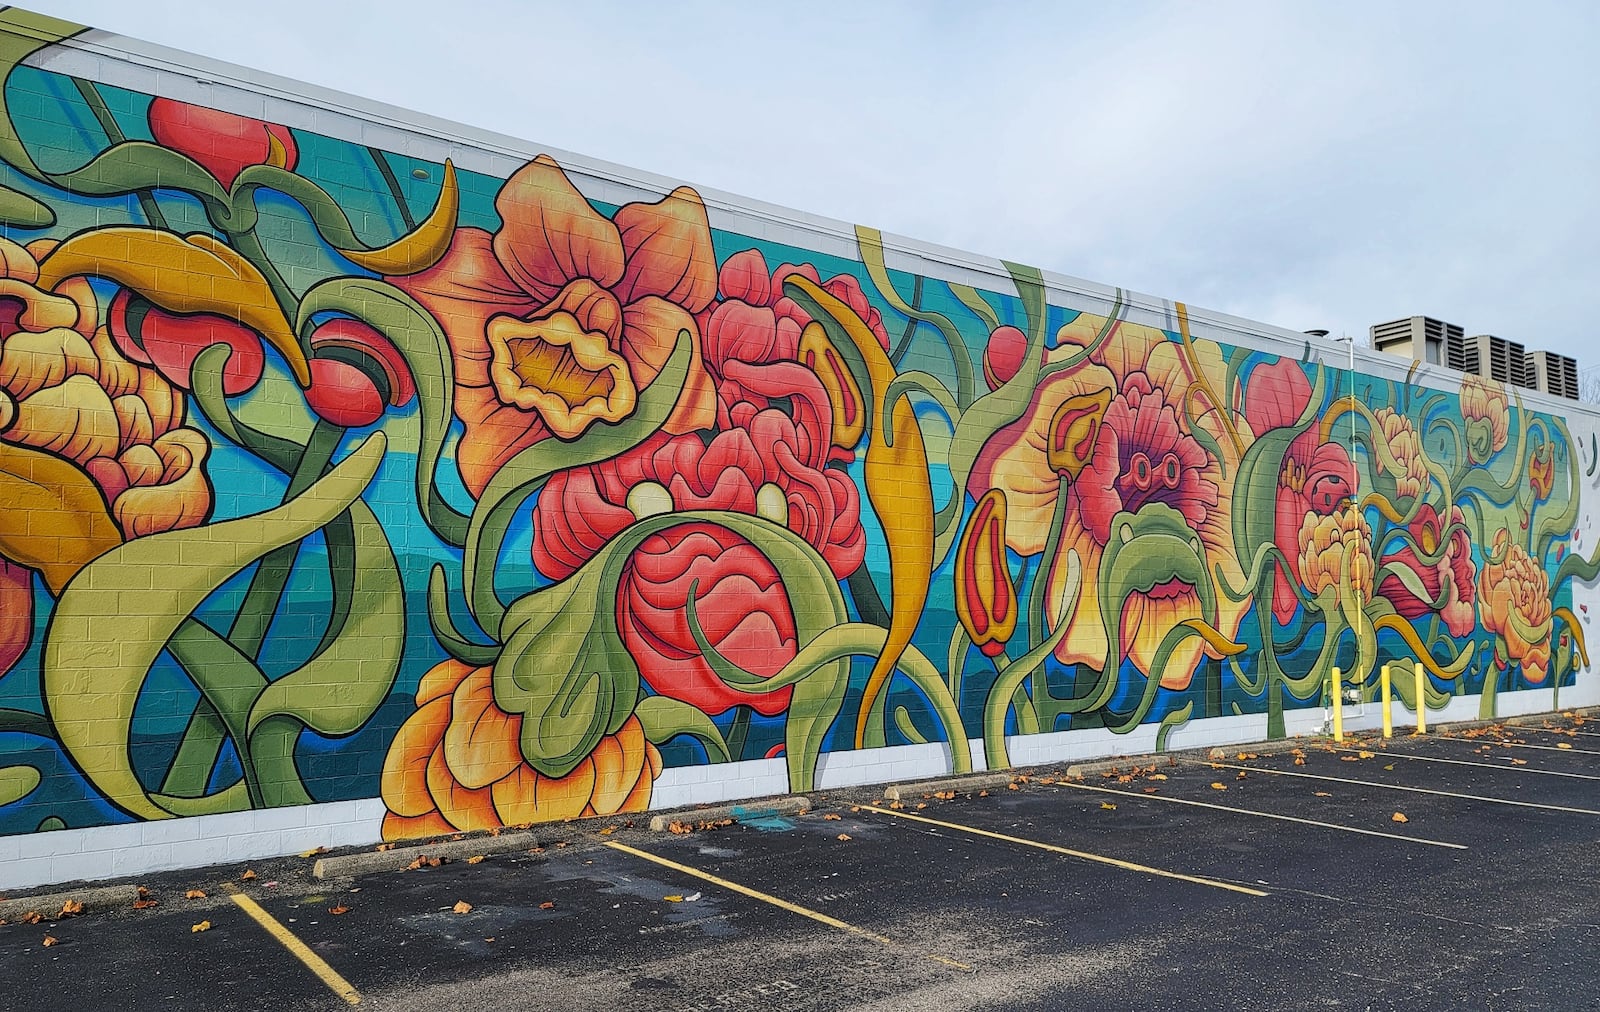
[147, 97, 297, 188]
[1377, 503, 1477, 637]
[1242, 357, 1356, 624]
[531, 405, 865, 583]
[392, 154, 720, 496]
[616, 522, 798, 716]
[109, 294, 413, 428]
[700, 249, 887, 429]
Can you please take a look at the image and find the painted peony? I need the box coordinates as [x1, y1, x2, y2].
[1478, 533, 1552, 684]
[381, 659, 661, 838]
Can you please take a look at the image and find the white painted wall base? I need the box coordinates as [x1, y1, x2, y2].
[3, 676, 1591, 894]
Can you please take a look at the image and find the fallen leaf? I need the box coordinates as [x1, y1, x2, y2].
[836, 833, 852, 841]
[375, 843, 395, 852]
[467, 855, 486, 865]
[1384, 764, 1395, 771]
[1210, 783, 1227, 791]
[58, 899, 83, 917]
[1016, 775, 1031, 783]
[1143, 787, 1160, 794]
[240, 869, 257, 881]
[1100, 802, 1117, 810]
[299, 846, 328, 858]
[664, 895, 684, 903]
[935, 790, 956, 799]
[1007, 783, 1019, 791]
[1148, 773, 1169, 781]
[822, 813, 842, 821]
[452, 901, 473, 914]
[1510, 758, 1529, 766]
[599, 826, 616, 836]
[191, 921, 211, 933]
[1235, 772, 1248, 780]
[328, 905, 350, 915]
[668, 821, 692, 834]
[979, 790, 990, 797]
[21, 911, 40, 924]
[1339, 756, 1361, 762]
[915, 803, 927, 810]
[136, 886, 152, 900]
[185, 890, 206, 900]
[41, 934, 58, 947]
[1558, 743, 1573, 750]
[1293, 757, 1306, 766]
[850, 805, 861, 812]
[133, 899, 158, 910]
[539, 901, 555, 910]
[1391, 812, 1409, 824]
[1314, 791, 1333, 797]
[889, 801, 904, 809]
[1357, 751, 1375, 759]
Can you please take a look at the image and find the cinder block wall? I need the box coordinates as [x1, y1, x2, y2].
[0, 8, 1593, 889]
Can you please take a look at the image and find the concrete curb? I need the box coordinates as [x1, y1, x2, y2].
[0, 883, 137, 922]
[313, 829, 546, 880]
[647, 796, 810, 831]
[882, 772, 1011, 801]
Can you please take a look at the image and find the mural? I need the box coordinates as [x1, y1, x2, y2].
[0, 8, 1592, 843]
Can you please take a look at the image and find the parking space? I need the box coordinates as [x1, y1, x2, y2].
[3, 711, 1596, 1011]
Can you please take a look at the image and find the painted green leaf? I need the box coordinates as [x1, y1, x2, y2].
[0, 764, 40, 806]
[634, 695, 731, 764]
[0, 183, 52, 228]
[246, 498, 404, 805]
[42, 434, 387, 820]
[297, 276, 467, 545]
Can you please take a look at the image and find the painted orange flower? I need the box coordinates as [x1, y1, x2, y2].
[0, 237, 211, 674]
[1479, 532, 1552, 684]
[380, 659, 662, 839]
[1296, 504, 1374, 603]
[1460, 374, 1509, 464]
[955, 489, 1018, 658]
[393, 154, 719, 496]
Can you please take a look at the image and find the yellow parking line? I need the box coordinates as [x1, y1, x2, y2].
[229, 888, 361, 1006]
[1056, 782, 1466, 849]
[1435, 736, 1600, 757]
[1188, 760, 1600, 815]
[1330, 745, 1600, 780]
[861, 804, 1266, 897]
[603, 841, 970, 971]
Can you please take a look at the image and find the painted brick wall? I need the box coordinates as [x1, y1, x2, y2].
[0, 8, 1594, 889]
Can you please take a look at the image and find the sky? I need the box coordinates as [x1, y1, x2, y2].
[30, 0, 1600, 366]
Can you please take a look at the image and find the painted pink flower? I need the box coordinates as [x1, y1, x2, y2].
[969, 313, 1247, 689]
[392, 154, 720, 496]
[616, 523, 798, 716]
[700, 249, 887, 428]
[1242, 357, 1356, 624]
[1377, 504, 1477, 637]
[531, 405, 865, 583]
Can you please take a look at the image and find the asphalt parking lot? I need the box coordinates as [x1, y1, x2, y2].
[3, 711, 1597, 1012]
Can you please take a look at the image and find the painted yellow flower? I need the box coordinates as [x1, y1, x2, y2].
[1296, 504, 1374, 603]
[1478, 532, 1552, 684]
[1373, 407, 1429, 502]
[1460, 374, 1509, 464]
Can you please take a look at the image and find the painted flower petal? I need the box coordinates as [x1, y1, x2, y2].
[493, 154, 624, 301]
[614, 186, 717, 315]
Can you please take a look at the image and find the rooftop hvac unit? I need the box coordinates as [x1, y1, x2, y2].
[1465, 334, 1528, 387]
[1526, 350, 1579, 400]
[1370, 316, 1462, 367]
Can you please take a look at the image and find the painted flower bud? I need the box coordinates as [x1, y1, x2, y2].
[955, 489, 1018, 658]
[1045, 389, 1112, 481]
[147, 97, 297, 188]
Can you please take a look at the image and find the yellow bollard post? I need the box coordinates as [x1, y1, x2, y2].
[1331, 666, 1343, 742]
[1380, 663, 1393, 739]
[1414, 661, 1426, 735]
